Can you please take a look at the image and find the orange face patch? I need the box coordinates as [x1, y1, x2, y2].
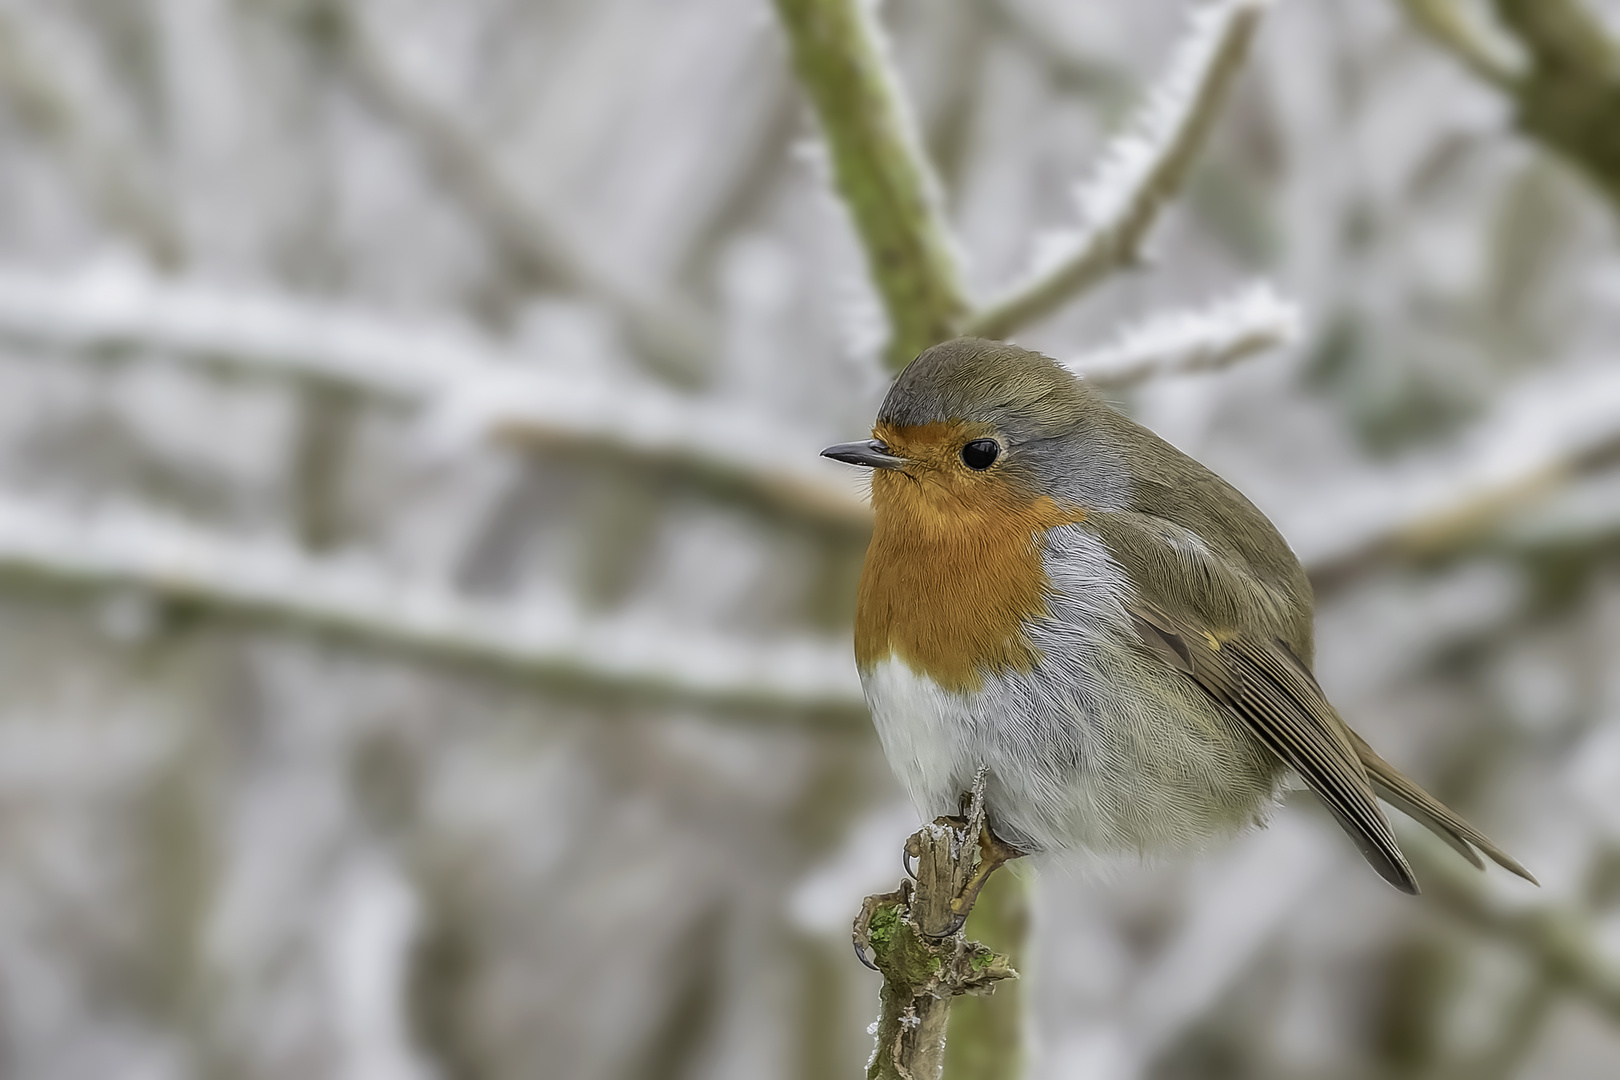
[854, 420, 1088, 693]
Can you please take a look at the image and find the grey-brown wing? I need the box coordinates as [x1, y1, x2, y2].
[1128, 600, 1420, 894]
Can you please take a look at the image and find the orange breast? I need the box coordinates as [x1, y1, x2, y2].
[854, 424, 1088, 693]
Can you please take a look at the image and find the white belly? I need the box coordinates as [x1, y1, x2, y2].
[860, 648, 1281, 856]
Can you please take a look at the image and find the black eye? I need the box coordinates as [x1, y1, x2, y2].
[961, 439, 999, 470]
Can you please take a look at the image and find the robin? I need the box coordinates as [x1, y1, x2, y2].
[822, 337, 1533, 917]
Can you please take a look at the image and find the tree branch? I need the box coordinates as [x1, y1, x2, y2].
[1401, 0, 1620, 216]
[772, 0, 971, 371]
[965, 0, 1268, 341]
[1396, 0, 1525, 90]
[1493, 0, 1620, 214]
[1304, 365, 1620, 594]
[858, 770, 1017, 1080]
[1069, 282, 1300, 390]
[0, 497, 868, 725]
[0, 268, 873, 537]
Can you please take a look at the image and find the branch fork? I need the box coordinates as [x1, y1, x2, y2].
[854, 768, 1020, 1080]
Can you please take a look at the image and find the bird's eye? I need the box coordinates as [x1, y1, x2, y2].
[961, 439, 1000, 470]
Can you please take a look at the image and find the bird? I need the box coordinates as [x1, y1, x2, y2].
[821, 337, 1533, 912]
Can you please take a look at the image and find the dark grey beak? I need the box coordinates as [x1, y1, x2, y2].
[820, 439, 907, 469]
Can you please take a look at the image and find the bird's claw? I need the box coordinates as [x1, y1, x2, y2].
[852, 882, 911, 975]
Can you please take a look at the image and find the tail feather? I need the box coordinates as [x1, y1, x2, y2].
[1348, 730, 1537, 886]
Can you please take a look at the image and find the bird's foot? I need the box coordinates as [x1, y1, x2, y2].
[947, 825, 1026, 926]
[852, 881, 912, 971]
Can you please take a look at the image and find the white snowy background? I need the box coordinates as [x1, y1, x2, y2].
[0, 0, 1617, 1078]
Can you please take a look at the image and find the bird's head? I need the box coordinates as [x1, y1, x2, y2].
[822, 338, 1130, 521]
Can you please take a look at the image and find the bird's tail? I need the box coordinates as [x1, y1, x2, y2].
[1347, 729, 1537, 885]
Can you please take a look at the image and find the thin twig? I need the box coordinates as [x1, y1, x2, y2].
[772, 0, 971, 370]
[1069, 282, 1300, 390]
[0, 497, 868, 724]
[966, 0, 1268, 340]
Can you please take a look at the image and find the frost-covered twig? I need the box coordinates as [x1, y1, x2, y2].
[254, 0, 712, 383]
[0, 267, 873, 535]
[1302, 363, 1620, 593]
[0, 9, 184, 269]
[1068, 283, 1300, 389]
[772, 0, 971, 370]
[0, 497, 867, 723]
[966, 0, 1267, 340]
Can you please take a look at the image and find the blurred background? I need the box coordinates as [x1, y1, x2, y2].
[0, 0, 1618, 1077]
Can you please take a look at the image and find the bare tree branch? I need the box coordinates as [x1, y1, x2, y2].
[772, 0, 971, 371]
[0, 497, 868, 724]
[965, 0, 1268, 341]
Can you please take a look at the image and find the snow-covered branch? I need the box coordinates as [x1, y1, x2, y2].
[966, 0, 1267, 340]
[1301, 363, 1620, 593]
[1067, 283, 1300, 389]
[0, 497, 866, 723]
[0, 266, 873, 535]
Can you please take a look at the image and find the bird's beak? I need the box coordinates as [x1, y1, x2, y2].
[820, 438, 907, 470]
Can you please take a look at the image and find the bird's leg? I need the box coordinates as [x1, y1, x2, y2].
[949, 826, 1026, 923]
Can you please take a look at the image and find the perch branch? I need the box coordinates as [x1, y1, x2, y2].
[772, 0, 971, 370]
[966, 0, 1268, 340]
[0, 268, 873, 537]
[1069, 282, 1300, 390]
[0, 497, 867, 725]
[857, 769, 1017, 1080]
